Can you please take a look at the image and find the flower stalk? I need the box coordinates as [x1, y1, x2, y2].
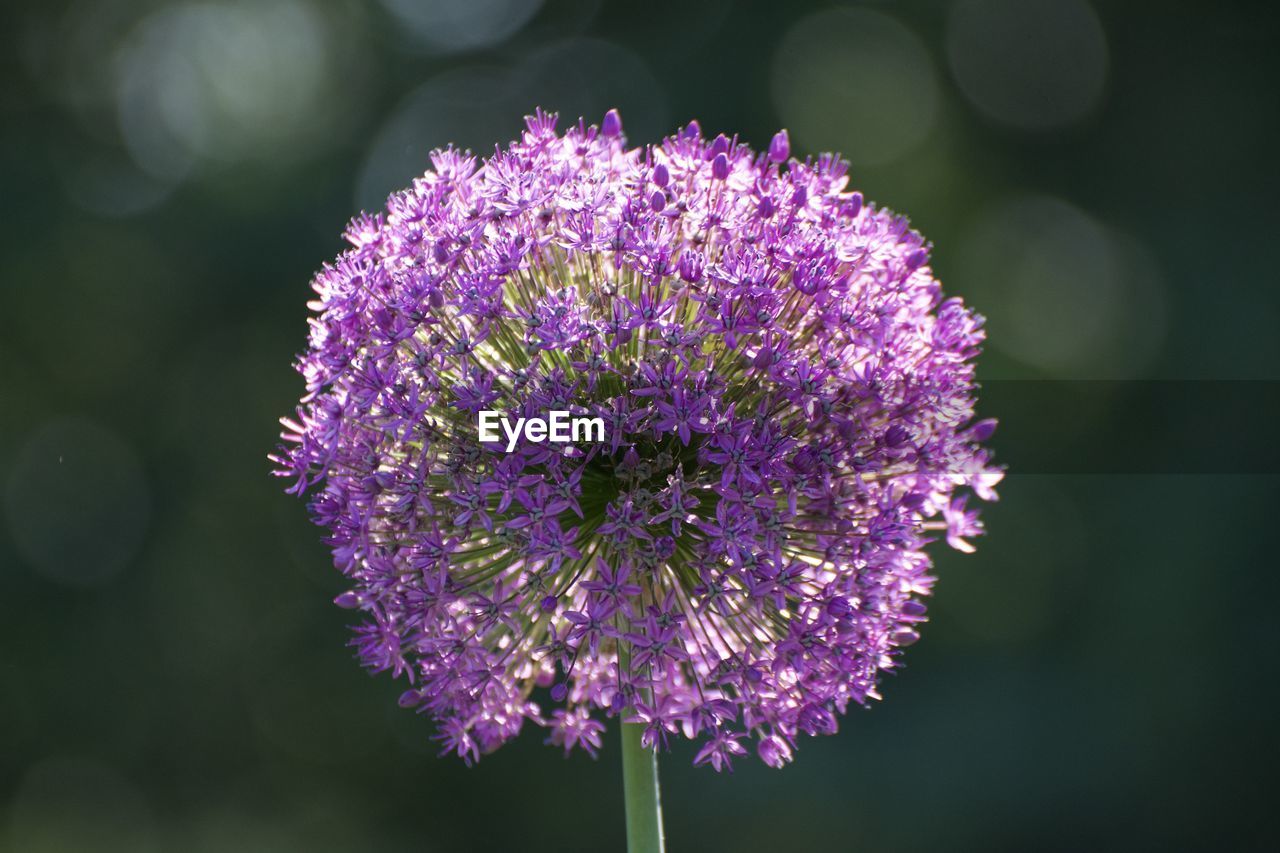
[621, 722, 665, 853]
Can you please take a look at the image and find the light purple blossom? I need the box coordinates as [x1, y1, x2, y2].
[273, 110, 1001, 768]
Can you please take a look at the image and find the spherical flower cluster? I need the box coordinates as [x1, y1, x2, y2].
[274, 109, 1001, 770]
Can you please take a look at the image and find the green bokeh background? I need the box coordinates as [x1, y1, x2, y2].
[3, 2, 1277, 850]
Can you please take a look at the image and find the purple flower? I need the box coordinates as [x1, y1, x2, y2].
[273, 109, 1001, 769]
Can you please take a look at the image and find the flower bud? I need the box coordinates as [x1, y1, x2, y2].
[768, 129, 790, 163]
[601, 108, 622, 138]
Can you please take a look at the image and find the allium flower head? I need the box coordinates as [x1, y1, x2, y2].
[274, 109, 1001, 769]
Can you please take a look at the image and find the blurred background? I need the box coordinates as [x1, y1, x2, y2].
[2, 1, 1278, 850]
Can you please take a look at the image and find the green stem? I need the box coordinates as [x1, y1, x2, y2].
[620, 721, 666, 853]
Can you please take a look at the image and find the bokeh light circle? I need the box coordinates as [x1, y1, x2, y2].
[114, 0, 336, 180]
[772, 8, 939, 165]
[378, 0, 543, 54]
[954, 195, 1165, 377]
[946, 0, 1108, 130]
